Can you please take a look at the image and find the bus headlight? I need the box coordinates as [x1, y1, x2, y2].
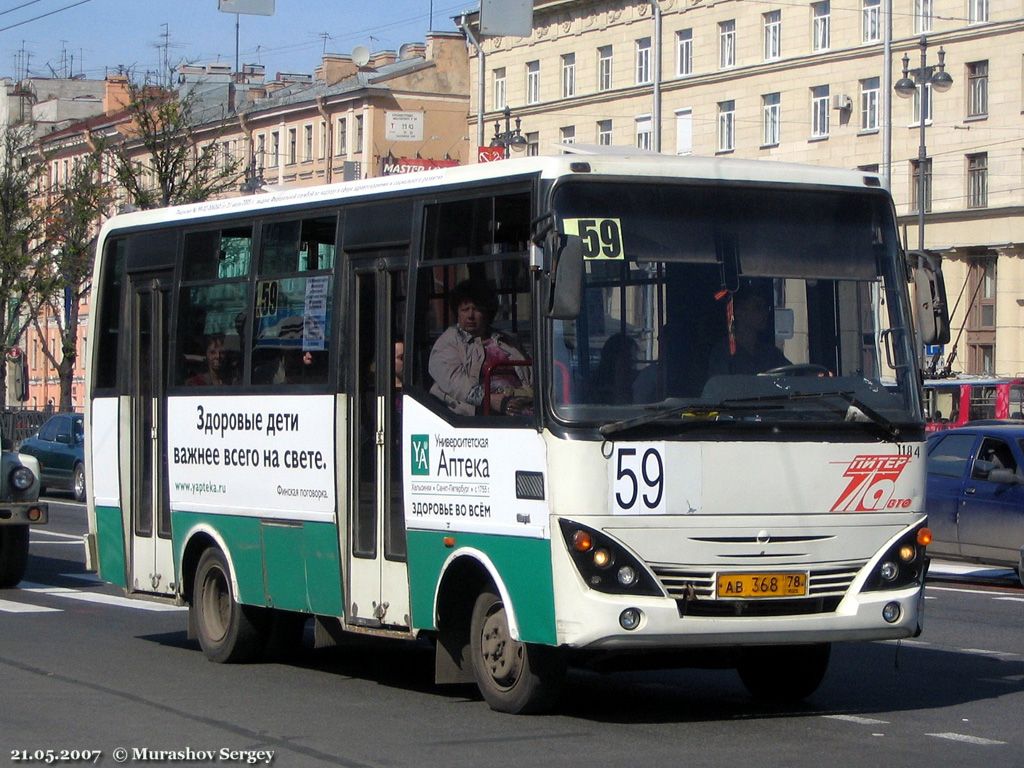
[10, 465, 35, 491]
[864, 524, 929, 592]
[559, 519, 662, 597]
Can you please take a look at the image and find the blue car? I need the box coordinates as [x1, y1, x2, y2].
[926, 424, 1024, 586]
[19, 413, 85, 502]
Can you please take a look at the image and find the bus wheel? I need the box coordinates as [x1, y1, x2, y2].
[468, 589, 565, 714]
[737, 643, 831, 704]
[193, 547, 266, 663]
[0, 525, 30, 588]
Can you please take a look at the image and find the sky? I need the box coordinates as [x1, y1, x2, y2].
[0, 0, 470, 82]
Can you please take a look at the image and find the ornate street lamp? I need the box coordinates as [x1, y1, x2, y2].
[894, 36, 953, 256]
[490, 106, 528, 159]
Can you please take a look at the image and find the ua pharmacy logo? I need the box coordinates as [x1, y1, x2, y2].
[411, 435, 430, 476]
[830, 454, 912, 512]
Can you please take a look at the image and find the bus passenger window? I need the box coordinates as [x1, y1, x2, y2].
[176, 284, 247, 387]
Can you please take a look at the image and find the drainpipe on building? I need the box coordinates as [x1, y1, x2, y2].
[651, 0, 663, 153]
[458, 13, 486, 151]
[317, 95, 333, 184]
[882, 0, 892, 190]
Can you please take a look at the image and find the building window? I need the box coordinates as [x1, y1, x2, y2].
[914, 0, 933, 33]
[560, 125, 576, 145]
[910, 158, 932, 213]
[318, 121, 327, 159]
[717, 100, 735, 152]
[676, 108, 693, 155]
[719, 21, 736, 69]
[636, 37, 651, 84]
[526, 60, 540, 104]
[862, 0, 880, 42]
[764, 12, 781, 61]
[303, 124, 313, 161]
[526, 131, 539, 156]
[336, 118, 347, 155]
[271, 131, 280, 166]
[967, 258, 995, 373]
[811, 85, 830, 137]
[860, 77, 880, 130]
[967, 60, 988, 117]
[969, 0, 988, 23]
[676, 29, 693, 76]
[762, 92, 781, 146]
[812, 2, 830, 51]
[493, 67, 507, 110]
[561, 53, 576, 98]
[597, 119, 613, 145]
[256, 134, 265, 171]
[598, 45, 613, 91]
[287, 128, 297, 164]
[967, 153, 988, 208]
[635, 115, 652, 150]
[355, 115, 364, 151]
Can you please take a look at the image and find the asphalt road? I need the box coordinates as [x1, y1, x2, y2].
[1, 498, 1021, 768]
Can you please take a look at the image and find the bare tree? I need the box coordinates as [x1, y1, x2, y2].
[33, 151, 113, 412]
[101, 78, 243, 210]
[0, 124, 49, 406]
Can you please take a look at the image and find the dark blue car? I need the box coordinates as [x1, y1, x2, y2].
[19, 413, 85, 502]
[926, 424, 1024, 586]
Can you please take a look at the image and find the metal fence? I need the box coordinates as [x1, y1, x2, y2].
[1, 409, 54, 449]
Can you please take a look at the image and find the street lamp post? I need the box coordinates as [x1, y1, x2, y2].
[894, 36, 953, 256]
[490, 106, 528, 158]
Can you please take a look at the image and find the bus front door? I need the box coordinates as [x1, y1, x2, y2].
[128, 272, 175, 596]
[347, 261, 410, 629]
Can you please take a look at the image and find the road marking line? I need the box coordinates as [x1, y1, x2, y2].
[27, 541, 83, 545]
[0, 597, 62, 613]
[959, 648, 1019, 658]
[926, 733, 1006, 746]
[19, 583, 185, 612]
[993, 597, 1024, 603]
[59, 572, 102, 583]
[823, 714, 890, 725]
[31, 530, 83, 541]
[927, 585, 1017, 597]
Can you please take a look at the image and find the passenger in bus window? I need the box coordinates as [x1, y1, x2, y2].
[707, 291, 790, 376]
[428, 279, 532, 416]
[589, 332, 638, 404]
[187, 333, 235, 386]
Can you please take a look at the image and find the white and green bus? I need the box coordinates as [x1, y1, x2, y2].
[84, 154, 944, 713]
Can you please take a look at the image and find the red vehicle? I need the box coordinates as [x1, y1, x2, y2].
[923, 377, 1024, 432]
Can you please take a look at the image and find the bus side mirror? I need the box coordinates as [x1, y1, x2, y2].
[547, 235, 583, 320]
[913, 252, 950, 345]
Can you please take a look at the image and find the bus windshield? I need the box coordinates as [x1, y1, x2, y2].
[548, 179, 920, 433]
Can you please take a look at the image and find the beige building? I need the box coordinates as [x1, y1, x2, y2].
[463, 0, 1024, 376]
[223, 31, 470, 188]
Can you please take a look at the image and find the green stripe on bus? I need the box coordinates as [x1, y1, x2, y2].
[407, 529, 556, 646]
[172, 511, 343, 616]
[95, 505, 127, 588]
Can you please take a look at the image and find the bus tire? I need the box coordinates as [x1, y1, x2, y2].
[193, 547, 266, 663]
[468, 588, 565, 714]
[737, 642, 831, 704]
[0, 525, 30, 588]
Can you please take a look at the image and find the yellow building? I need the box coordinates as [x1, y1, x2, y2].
[463, 0, 1024, 376]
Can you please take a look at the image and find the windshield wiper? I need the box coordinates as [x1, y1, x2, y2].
[716, 390, 904, 439]
[598, 401, 780, 438]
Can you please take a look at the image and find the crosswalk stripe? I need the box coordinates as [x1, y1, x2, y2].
[19, 583, 185, 612]
[926, 732, 1006, 746]
[0, 597, 62, 613]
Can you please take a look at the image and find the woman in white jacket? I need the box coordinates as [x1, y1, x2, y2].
[428, 279, 532, 416]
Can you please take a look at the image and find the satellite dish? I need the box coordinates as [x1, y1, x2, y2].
[352, 46, 370, 67]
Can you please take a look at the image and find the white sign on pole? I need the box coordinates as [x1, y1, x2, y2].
[385, 111, 424, 142]
[217, 0, 275, 16]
